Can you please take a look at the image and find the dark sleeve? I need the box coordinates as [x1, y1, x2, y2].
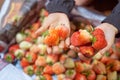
[46, 0, 75, 16]
[102, 2, 120, 37]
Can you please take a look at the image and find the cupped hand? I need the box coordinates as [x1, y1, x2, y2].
[35, 13, 71, 54]
[35, 13, 70, 36]
[93, 23, 118, 60]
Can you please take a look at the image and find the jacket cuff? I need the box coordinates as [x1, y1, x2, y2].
[46, 0, 75, 17]
[102, 2, 120, 37]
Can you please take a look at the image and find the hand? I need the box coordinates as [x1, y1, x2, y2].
[93, 23, 118, 60]
[35, 13, 70, 35]
[35, 13, 71, 54]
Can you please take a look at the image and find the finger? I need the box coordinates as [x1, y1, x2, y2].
[92, 52, 103, 60]
[65, 37, 70, 47]
[52, 46, 61, 54]
[47, 46, 52, 54]
[59, 40, 65, 49]
[70, 45, 79, 52]
[78, 52, 90, 61]
[35, 17, 52, 35]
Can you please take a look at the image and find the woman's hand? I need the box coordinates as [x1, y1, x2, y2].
[35, 13, 71, 54]
[35, 13, 70, 36]
[93, 23, 118, 60]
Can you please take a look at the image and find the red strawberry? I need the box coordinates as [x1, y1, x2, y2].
[82, 70, 96, 80]
[26, 52, 37, 63]
[79, 46, 95, 58]
[75, 73, 87, 80]
[43, 74, 53, 80]
[106, 59, 120, 71]
[20, 58, 29, 68]
[92, 28, 107, 50]
[43, 65, 54, 75]
[44, 29, 59, 46]
[75, 61, 85, 73]
[71, 30, 92, 46]
[9, 44, 19, 53]
[4, 53, 15, 63]
[92, 60, 106, 74]
[56, 25, 69, 40]
[70, 31, 81, 46]
[23, 65, 34, 76]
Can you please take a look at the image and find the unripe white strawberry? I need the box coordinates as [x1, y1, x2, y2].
[19, 41, 32, 50]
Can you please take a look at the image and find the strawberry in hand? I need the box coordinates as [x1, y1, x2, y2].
[92, 28, 107, 50]
[71, 29, 92, 46]
[79, 46, 95, 58]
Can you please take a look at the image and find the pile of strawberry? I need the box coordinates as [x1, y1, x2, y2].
[71, 28, 107, 59]
[3, 9, 120, 80]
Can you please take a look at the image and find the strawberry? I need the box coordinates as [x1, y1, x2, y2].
[107, 71, 117, 80]
[43, 74, 53, 80]
[35, 56, 46, 66]
[79, 46, 95, 58]
[59, 54, 68, 64]
[70, 30, 92, 46]
[55, 25, 69, 40]
[92, 60, 106, 75]
[52, 62, 65, 74]
[16, 32, 26, 43]
[26, 52, 37, 63]
[14, 49, 25, 60]
[82, 70, 96, 80]
[44, 33, 59, 46]
[75, 61, 85, 73]
[38, 44, 47, 54]
[4, 53, 15, 63]
[46, 54, 59, 64]
[19, 41, 32, 50]
[75, 73, 87, 80]
[20, 57, 29, 68]
[40, 9, 49, 17]
[63, 58, 75, 69]
[24, 37, 33, 42]
[96, 75, 107, 80]
[43, 65, 54, 75]
[9, 44, 19, 53]
[67, 49, 77, 58]
[35, 75, 46, 80]
[106, 59, 120, 71]
[34, 66, 44, 75]
[65, 69, 76, 79]
[57, 74, 65, 80]
[30, 45, 40, 54]
[92, 28, 107, 50]
[23, 65, 34, 76]
[31, 21, 40, 32]
[70, 31, 81, 46]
